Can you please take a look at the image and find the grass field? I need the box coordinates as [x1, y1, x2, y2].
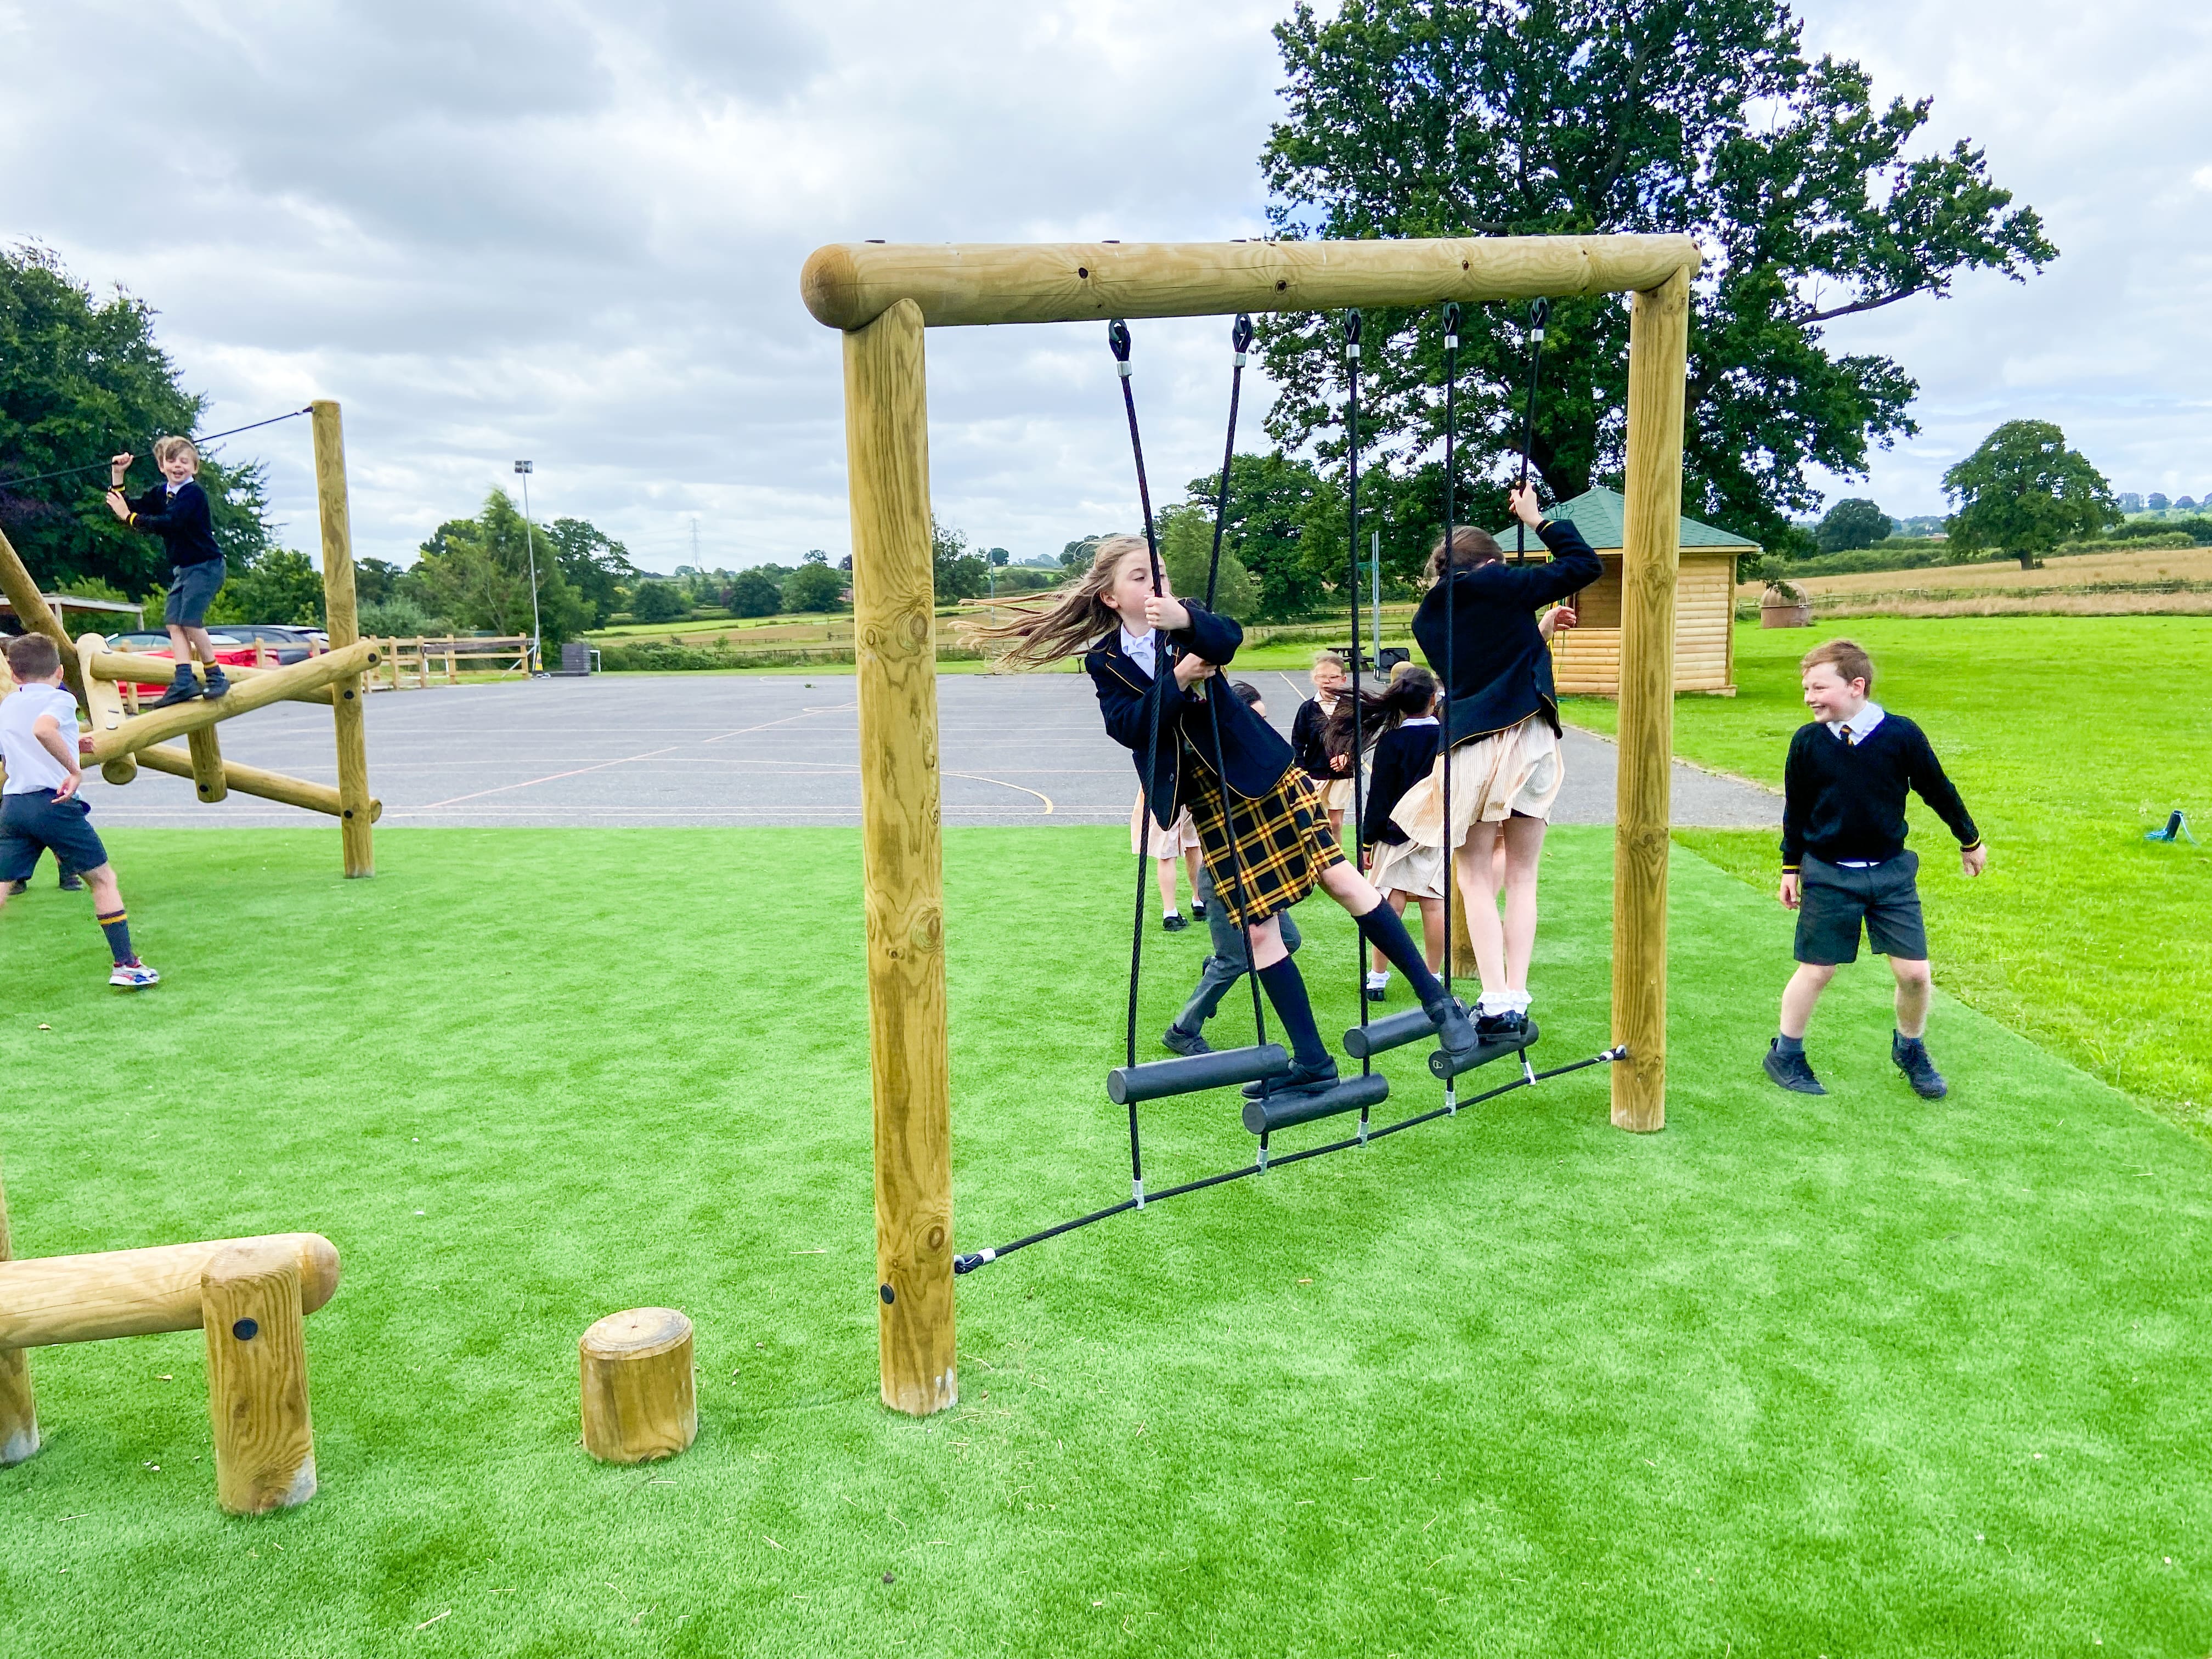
[1564, 616, 2212, 1136]
[3, 827, 2209, 1656]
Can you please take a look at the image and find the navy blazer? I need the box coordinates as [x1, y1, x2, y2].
[1359, 720, 1443, 847]
[1412, 518, 1601, 746]
[1084, 602, 1295, 828]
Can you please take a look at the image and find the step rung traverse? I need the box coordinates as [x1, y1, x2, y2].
[1341, 1002, 1460, 1059]
[1427, 1020, 1540, 1081]
[1109, 1043, 1290, 1106]
[1240, 1070, 1390, 1135]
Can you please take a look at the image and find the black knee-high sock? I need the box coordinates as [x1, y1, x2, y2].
[1354, 900, 1447, 1006]
[97, 907, 134, 964]
[1255, 958, 1330, 1069]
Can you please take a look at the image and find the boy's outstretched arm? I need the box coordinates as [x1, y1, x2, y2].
[1905, 724, 1987, 876]
[1778, 729, 1807, 909]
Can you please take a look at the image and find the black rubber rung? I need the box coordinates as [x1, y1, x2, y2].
[1428, 1020, 1540, 1081]
[1241, 1071, 1390, 1135]
[1342, 1004, 1448, 1059]
[1110, 1043, 1289, 1105]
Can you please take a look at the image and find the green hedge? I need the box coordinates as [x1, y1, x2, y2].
[599, 641, 986, 672]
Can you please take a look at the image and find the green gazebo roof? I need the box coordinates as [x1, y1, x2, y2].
[1492, 486, 1758, 553]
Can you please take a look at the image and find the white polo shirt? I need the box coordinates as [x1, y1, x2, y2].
[0, 683, 78, 794]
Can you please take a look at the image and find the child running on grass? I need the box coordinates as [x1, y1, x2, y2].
[975, 539, 1481, 1102]
[105, 437, 230, 709]
[1159, 682, 1302, 1057]
[1331, 666, 1446, 1003]
[0, 634, 159, 987]
[1402, 481, 1599, 1039]
[1765, 637, 1986, 1099]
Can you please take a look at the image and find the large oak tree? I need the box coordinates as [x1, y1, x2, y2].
[1257, 0, 2055, 561]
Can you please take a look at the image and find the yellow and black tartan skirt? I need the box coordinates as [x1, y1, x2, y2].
[1182, 758, 1345, 928]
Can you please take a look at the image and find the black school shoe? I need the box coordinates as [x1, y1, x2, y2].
[1472, 1007, 1528, 1042]
[1161, 913, 1189, 933]
[1160, 1023, 1211, 1058]
[149, 674, 202, 708]
[58, 870, 84, 891]
[1893, 1032, 1948, 1099]
[201, 667, 232, 698]
[1192, 900, 1207, 921]
[1762, 1039, 1827, 1096]
[1242, 1057, 1340, 1099]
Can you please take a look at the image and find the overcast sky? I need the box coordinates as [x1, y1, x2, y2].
[4, 0, 2205, 570]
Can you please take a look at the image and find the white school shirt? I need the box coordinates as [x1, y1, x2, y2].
[1822, 701, 1887, 865]
[0, 683, 78, 794]
[1401, 715, 1438, 728]
[1119, 624, 1157, 679]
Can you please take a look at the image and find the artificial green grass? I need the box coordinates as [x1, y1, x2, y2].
[3, 827, 2208, 1656]
[1562, 616, 2212, 1135]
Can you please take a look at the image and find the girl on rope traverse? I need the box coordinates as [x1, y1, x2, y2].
[1399, 480, 1600, 1040]
[972, 538, 1484, 1101]
[1328, 665, 1447, 1003]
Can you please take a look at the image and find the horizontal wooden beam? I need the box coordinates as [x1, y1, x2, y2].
[91, 650, 337, 707]
[801, 234, 1702, 331]
[84, 637, 378, 765]
[132, 743, 382, 821]
[0, 1233, 340, 1350]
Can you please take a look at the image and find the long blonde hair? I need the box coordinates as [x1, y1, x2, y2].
[967, 534, 1152, 670]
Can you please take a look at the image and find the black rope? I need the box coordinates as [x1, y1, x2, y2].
[1511, 300, 1549, 563]
[1109, 319, 1160, 1207]
[952, 1046, 1627, 1273]
[1440, 303, 1463, 1074]
[1341, 312, 1373, 1123]
[0, 407, 314, 495]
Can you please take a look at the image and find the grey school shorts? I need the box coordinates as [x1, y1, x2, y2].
[164, 558, 227, 626]
[0, 789, 109, 883]
[1795, 851, 1928, 965]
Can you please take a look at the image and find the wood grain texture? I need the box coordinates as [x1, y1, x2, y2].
[0, 1232, 340, 1350]
[89, 650, 337, 707]
[133, 744, 378, 821]
[579, 1307, 698, 1463]
[312, 400, 375, 878]
[186, 723, 229, 803]
[804, 235, 1701, 331]
[1610, 268, 1692, 1133]
[0, 1162, 37, 1468]
[201, 1240, 317, 1514]
[0, 524, 85, 706]
[845, 301, 958, 1418]
[81, 638, 376, 765]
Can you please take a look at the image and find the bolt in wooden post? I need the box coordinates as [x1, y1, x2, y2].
[311, 399, 374, 878]
[200, 1239, 317, 1515]
[579, 1307, 697, 1463]
[1610, 267, 1691, 1133]
[187, 724, 230, 803]
[0, 1162, 38, 1468]
[844, 298, 957, 1418]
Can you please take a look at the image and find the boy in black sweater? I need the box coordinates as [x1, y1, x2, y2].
[105, 437, 230, 708]
[1765, 638, 1987, 1099]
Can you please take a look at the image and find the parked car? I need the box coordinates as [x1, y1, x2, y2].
[105, 631, 266, 697]
[202, 624, 323, 664]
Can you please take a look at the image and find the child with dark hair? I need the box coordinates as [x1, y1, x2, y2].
[0, 633, 159, 986]
[1765, 637, 1986, 1099]
[973, 537, 1481, 1101]
[1330, 666, 1446, 1001]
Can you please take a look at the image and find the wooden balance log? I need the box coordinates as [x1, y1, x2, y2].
[0, 1167, 341, 1514]
[579, 1307, 697, 1464]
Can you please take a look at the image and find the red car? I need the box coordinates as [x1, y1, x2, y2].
[106, 631, 268, 699]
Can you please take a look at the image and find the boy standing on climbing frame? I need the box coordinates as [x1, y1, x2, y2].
[0, 633, 160, 987]
[105, 437, 229, 709]
[1764, 637, 1983, 1100]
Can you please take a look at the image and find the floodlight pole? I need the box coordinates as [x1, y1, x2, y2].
[514, 460, 544, 675]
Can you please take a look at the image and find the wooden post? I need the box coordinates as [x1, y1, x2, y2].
[311, 400, 374, 878]
[132, 745, 377, 821]
[0, 1163, 37, 1468]
[0, 1232, 340, 1349]
[1610, 267, 1691, 1133]
[200, 1240, 317, 1514]
[845, 298, 957, 1418]
[82, 638, 378, 765]
[0, 524, 85, 707]
[579, 1307, 697, 1463]
[187, 724, 230, 803]
[1448, 887, 1479, 981]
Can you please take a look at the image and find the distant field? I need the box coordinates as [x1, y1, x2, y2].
[1743, 545, 2212, 618]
